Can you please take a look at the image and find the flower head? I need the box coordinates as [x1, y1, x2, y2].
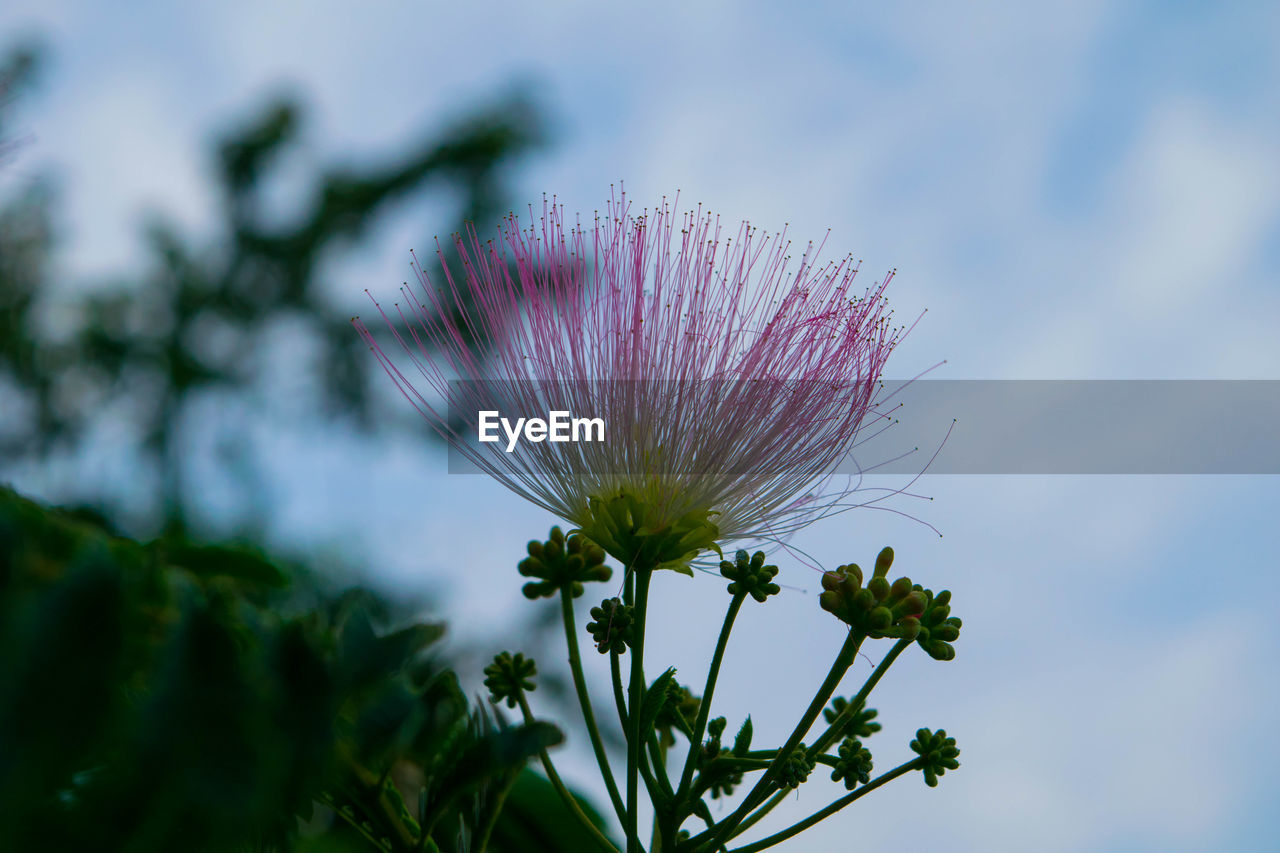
[355, 190, 901, 569]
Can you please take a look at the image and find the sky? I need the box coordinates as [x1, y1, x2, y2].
[2, 2, 1279, 851]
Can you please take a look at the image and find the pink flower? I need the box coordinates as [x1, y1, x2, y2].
[355, 190, 902, 570]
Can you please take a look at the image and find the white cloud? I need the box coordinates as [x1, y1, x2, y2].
[1107, 103, 1280, 308]
[1005, 97, 1280, 379]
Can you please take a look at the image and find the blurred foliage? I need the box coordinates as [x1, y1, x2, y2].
[0, 40, 545, 536]
[0, 37, 614, 853]
[0, 484, 614, 852]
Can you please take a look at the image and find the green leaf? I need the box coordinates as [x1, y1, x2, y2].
[426, 720, 563, 819]
[376, 622, 447, 670]
[655, 557, 696, 576]
[640, 667, 677, 736]
[158, 541, 289, 588]
[732, 716, 753, 757]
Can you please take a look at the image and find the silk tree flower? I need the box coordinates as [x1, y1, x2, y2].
[354, 191, 902, 572]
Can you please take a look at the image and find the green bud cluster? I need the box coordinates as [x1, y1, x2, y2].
[778, 743, 816, 788]
[719, 550, 780, 602]
[818, 547, 926, 638]
[655, 682, 700, 743]
[701, 716, 728, 762]
[823, 697, 882, 739]
[482, 651, 537, 708]
[585, 597, 634, 654]
[702, 716, 751, 798]
[913, 586, 962, 661]
[705, 767, 744, 800]
[517, 526, 611, 599]
[830, 738, 874, 790]
[910, 728, 960, 787]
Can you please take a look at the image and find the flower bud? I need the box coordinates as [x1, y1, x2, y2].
[586, 597, 634, 654]
[830, 737, 874, 790]
[913, 586, 962, 661]
[910, 727, 961, 787]
[701, 716, 729, 762]
[483, 651, 537, 708]
[517, 526, 612, 599]
[778, 744, 816, 788]
[720, 549, 781, 603]
[890, 576, 916, 600]
[823, 696, 882, 739]
[819, 548, 932, 640]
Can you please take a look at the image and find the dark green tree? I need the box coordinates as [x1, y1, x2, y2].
[0, 41, 545, 537]
[0, 484, 614, 852]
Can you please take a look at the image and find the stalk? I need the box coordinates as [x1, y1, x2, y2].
[516, 693, 620, 853]
[627, 567, 654, 853]
[726, 759, 922, 853]
[561, 587, 628, 824]
[688, 629, 863, 851]
[676, 594, 745, 800]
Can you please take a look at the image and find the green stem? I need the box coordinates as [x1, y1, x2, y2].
[611, 650, 630, 728]
[628, 567, 654, 853]
[647, 733, 676, 800]
[320, 787, 420, 853]
[516, 692, 621, 853]
[687, 629, 864, 852]
[726, 759, 922, 853]
[562, 587, 629, 825]
[635, 727, 668, 812]
[702, 757, 771, 772]
[723, 638, 908, 847]
[725, 638, 914, 845]
[677, 594, 745, 801]
[726, 790, 785, 841]
[809, 638, 912, 758]
[637, 716, 675, 849]
[473, 772, 517, 853]
[650, 735, 672, 851]
[332, 748, 420, 852]
[737, 750, 840, 768]
[698, 753, 842, 779]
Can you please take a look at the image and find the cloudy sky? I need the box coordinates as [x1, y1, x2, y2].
[3, 2, 1278, 851]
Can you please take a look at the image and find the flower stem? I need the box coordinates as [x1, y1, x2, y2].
[649, 734, 674, 851]
[611, 650, 630, 727]
[689, 629, 863, 851]
[725, 759, 923, 853]
[627, 567, 654, 853]
[561, 587, 628, 825]
[720, 639, 912, 846]
[516, 692, 621, 853]
[647, 732, 676, 800]
[808, 638, 912, 758]
[333, 750, 420, 851]
[724, 789, 785, 840]
[677, 593, 745, 802]
[473, 772, 517, 853]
